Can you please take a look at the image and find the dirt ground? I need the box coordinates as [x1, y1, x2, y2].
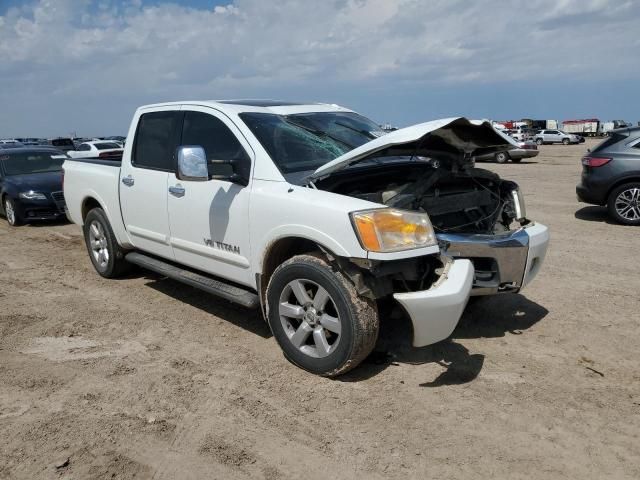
[1, 139, 639, 479]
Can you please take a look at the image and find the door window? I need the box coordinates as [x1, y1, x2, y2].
[181, 111, 250, 178]
[133, 111, 181, 171]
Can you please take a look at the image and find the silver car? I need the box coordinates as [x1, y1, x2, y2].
[534, 129, 581, 145]
[476, 140, 539, 163]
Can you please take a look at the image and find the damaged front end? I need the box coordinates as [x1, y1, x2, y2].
[309, 117, 549, 296]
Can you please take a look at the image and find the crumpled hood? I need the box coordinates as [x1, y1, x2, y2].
[309, 117, 518, 180]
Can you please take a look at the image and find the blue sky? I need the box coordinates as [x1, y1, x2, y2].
[0, 0, 639, 137]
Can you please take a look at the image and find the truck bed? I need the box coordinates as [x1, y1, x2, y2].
[62, 157, 130, 247]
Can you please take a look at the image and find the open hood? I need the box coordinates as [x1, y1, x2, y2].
[308, 117, 518, 181]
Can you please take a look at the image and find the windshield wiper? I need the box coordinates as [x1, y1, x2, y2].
[333, 121, 379, 140]
[282, 117, 356, 150]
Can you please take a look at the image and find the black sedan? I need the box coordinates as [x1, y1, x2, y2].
[0, 148, 68, 226]
[576, 126, 640, 225]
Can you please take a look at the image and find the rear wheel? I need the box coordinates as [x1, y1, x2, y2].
[494, 151, 509, 164]
[3, 197, 22, 226]
[607, 183, 640, 226]
[266, 254, 379, 377]
[83, 208, 131, 277]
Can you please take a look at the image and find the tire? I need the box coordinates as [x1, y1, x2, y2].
[607, 183, 640, 226]
[3, 197, 22, 226]
[83, 208, 131, 278]
[266, 253, 379, 377]
[494, 151, 509, 164]
[562, 138, 570, 145]
[536, 138, 543, 145]
[510, 157, 522, 163]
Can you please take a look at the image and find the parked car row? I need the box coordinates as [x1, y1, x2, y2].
[495, 118, 637, 138]
[1, 136, 126, 151]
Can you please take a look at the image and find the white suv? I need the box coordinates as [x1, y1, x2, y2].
[534, 130, 580, 145]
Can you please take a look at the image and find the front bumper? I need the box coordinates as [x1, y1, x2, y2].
[14, 197, 67, 221]
[394, 258, 474, 347]
[437, 222, 549, 295]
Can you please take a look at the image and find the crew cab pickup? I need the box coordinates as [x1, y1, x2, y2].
[63, 100, 549, 376]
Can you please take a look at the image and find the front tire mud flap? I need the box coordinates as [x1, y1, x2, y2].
[393, 259, 474, 347]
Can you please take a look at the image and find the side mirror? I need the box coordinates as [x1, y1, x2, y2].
[177, 145, 208, 181]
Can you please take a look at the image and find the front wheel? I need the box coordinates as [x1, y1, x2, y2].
[562, 138, 570, 145]
[83, 208, 131, 278]
[536, 138, 543, 145]
[3, 197, 22, 226]
[607, 183, 640, 225]
[266, 254, 379, 377]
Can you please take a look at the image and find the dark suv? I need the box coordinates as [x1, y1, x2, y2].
[576, 127, 640, 225]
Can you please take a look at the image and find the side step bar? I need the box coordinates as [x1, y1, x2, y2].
[125, 252, 260, 309]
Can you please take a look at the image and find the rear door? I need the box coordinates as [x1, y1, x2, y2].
[167, 107, 254, 287]
[120, 108, 181, 259]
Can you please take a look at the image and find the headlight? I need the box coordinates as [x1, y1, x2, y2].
[511, 188, 527, 221]
[351, 208, 437, 252]
[19, 190, 47, 200]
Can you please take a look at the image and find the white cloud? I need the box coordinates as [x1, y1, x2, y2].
[0, 0, 638, 135]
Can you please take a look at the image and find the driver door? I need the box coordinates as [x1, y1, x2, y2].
[167, 107, 254, 287]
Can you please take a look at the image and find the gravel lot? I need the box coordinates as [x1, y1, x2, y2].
[1, 139, 639, 479]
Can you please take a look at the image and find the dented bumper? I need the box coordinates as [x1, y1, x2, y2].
[394, 259, 474, 347]
[437, 222, 550, 295]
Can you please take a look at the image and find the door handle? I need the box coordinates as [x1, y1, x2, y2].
[122, 175, 134, 187]
[169, 185, 185, 197]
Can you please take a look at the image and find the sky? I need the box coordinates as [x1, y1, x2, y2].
[0, 0, 639, 137]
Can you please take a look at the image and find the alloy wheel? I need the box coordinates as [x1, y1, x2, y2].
[278, 278, 342, 358]
[88, 220, 110, 269]
[614, 187, 640, 222]
[4, 199, 16, 225]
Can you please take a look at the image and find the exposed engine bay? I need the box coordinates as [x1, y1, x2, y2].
[313, 160, 523, 234]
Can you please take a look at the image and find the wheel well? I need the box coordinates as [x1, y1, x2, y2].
[606, 177, 640, 201]
[259, 237, 328, 315]
[81, 197, 102, 222]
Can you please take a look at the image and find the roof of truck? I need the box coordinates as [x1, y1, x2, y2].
[138, 99, 352, 116]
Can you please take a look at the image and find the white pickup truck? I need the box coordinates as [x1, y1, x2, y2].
[63, 100, 549, 376]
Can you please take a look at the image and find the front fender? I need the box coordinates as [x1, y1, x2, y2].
[256, 224, 354, 272]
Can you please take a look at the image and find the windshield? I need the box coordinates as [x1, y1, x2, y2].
[1, 151, 66, 175]
[239, 111, 385, 173]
